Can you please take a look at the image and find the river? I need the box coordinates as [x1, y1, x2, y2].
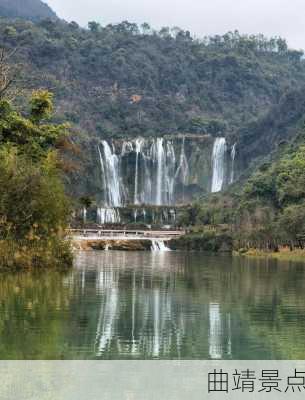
[0, 251, 305, 359]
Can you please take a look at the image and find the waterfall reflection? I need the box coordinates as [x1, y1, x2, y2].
[74, 252, 232, 359]
[209, 303, 232, 359]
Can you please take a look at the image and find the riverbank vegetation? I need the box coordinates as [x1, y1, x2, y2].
[0, 69, 73, 269]
[237, 248, 305, 262]
[169, 230, 232, 252]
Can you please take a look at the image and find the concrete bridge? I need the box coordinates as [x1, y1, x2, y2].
[68, 229, 186, 241]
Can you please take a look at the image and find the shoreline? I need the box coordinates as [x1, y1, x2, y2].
[236, 249, 305, 262]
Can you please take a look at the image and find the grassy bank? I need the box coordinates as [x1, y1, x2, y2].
[236, 248, 305, 262]
[0, 238, 73, 271]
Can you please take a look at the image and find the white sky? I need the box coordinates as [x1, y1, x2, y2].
[46, 0, 305, 50]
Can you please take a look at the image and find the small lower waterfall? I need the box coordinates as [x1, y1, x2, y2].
[151, 239, 171, 252]
[211, 137, 227, 193]
[97, 208, 121, 225]
[83, 207, 87, 223]
[133, 209, 138, 223]
[230, 143, 237, 184]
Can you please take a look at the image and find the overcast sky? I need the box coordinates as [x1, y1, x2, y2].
[47, 0, 305, 50]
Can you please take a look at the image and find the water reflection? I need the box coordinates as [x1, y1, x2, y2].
[209, 303, 231, 359]
[0, 251, 305, 359]
[69, 251, 236, 359]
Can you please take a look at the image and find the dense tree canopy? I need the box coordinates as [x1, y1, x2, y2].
[0, 18, 303, 143]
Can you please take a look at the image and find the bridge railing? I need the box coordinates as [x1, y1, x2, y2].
[67, 229, 185, 239]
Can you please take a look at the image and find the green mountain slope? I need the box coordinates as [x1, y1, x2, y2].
[236, 86, 305, 177]
[0, 20, 304, 142]
[0, 0, 58, 21]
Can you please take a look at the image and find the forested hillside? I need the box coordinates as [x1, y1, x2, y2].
[0, 0, 57, 22]
[180, 126, 305, 250]
[0, 17, 304, 146]
[236, 86, 305, 175]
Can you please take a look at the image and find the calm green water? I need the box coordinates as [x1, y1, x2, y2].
[0, 251, 305, 359]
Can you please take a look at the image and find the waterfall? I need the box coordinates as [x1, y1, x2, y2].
[165, 141, 176, 205]
[230, 143, 237, 184]
[98, 137, 191, 206]
[134, 138, 144, 204]
[175, 137, 189, 202]
[151, 239, 171, 252]
[150, 138, 177, 205]
[99, 141, 123, 206]
[121, 141, 133, 156]
[154, 138, 165, 205]
[98, 146, 107, 203]
[211, 137, 227, 193]
[175, 137, 189, 185]
[133, 209, 138, 223]
[170, 209, 176, 223]
[143, 153, 153, 204]
[83, 207, 87, 223]
[97, 208, 121, 225]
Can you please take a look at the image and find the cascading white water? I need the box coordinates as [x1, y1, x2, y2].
[211, 137, 227, 193]
[99, 141, 123, 206]
[98, 146, 107, 203]
[154, 138, 165, 205]
[150, 138, 178, 205]
[98, 136, 203, 209]
[99, 137, 189, 207]
[97, 208, 121, 225]
[134, 138, 144, 204]
[230, 143, 237, 184]
[165, 141, 176, 205]
[174, 137, 189, 202]
[175, 136, 189, 185]
[169, 209, 176, 223]
[83, 207, 87, 223]
[133, 209, 138, 223]
[151, 239, 171, 252]
[121, 141, 133, 156]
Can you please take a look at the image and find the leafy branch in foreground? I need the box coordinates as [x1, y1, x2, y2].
[0, 50, 73, 269]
